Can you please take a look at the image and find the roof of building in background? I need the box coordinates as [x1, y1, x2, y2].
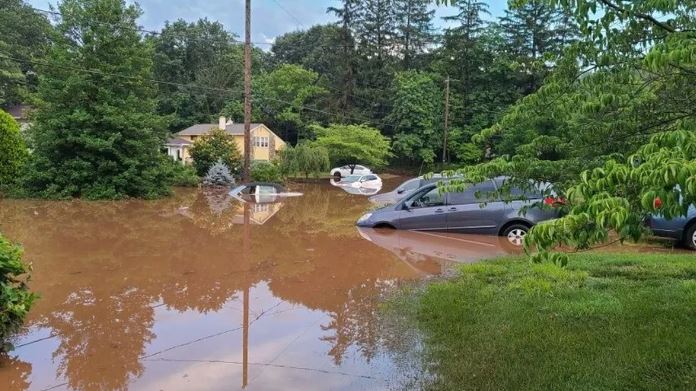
[165, 137, 193, 146]
[177, 123, 265, 136]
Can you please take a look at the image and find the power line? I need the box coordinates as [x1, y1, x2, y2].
[30, 6, 275, 47]
[269, 0, 305, 30]
[0, 52, 244, 95]
[1, 52, 401, 129]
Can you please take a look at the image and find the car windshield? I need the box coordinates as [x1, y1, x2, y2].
[342, 175, 362, 183]
[229, 185, 247, 195]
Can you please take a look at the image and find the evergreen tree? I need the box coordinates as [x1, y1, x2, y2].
[203, 160, 234, 187]
[500, 0, 578, 92]
[23, 0, 171, 199]
[393, 0, 435, 69]
[327, 0, 361, 115]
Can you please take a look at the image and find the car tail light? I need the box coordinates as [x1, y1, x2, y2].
[544, 196, 566, 208]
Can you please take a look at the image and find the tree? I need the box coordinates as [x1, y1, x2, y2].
[278, 144, 330, 179]
[0, 0, 52, 108]
[0, 109, 28, 189]
[393, 0, 435, 69]
[387, 71, 442, 164]
[22, 0, 171, 200]
[255, 64, 328, 143]
[499, 0, 577, 93]
[151, 19, 240, 132]
[0, 233, 36, 352]
[327, 0, 362, 114]
[202, 160, 234, 187]
[310, 123, 391, 172]
[189, 127, 242, 177]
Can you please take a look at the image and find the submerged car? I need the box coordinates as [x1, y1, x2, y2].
[646, 206, 696, 250]
[330, 164, 372, 178]
[356, 178, 560, 246]
[369, 173, 461, 206]
[229, 182, 288, 203]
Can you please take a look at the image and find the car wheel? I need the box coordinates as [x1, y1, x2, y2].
[333, 171, 341, 179]
[502, 224, 529, 247]
[685, 223, 696, 251]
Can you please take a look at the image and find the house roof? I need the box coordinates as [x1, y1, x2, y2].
[165, 137, 193, 146]
[6, 104, 31, 120]
[177, 123, 265, 137]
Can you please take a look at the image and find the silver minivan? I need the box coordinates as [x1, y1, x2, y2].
[356, 177, 560, 246]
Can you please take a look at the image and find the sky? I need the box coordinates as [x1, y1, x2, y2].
[25, 0, 509, 46]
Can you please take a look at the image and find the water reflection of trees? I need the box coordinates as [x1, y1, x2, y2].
[0, 184, 423, 390]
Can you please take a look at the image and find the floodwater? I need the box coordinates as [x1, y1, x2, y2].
[0, 178, 522, 391]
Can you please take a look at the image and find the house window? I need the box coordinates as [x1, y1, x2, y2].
[253, 136, 269, 148]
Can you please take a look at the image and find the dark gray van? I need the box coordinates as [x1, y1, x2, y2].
[357, 177, 559, 246]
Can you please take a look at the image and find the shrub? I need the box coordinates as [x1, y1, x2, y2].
[0, 234, 36, 352]
[0, 110, 28, 191]
[278, 144, 330, 179]
[163, 159, 199, 187]
[251, 161, 282, 182]
[203, 160, 235, 187]
[189, 128, 242, 177]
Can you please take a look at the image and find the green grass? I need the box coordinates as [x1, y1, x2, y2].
[387, 253, 696, 390]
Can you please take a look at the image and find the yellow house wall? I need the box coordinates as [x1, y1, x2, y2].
[233, 125, 286, 161]
[178, 125, 286, 163]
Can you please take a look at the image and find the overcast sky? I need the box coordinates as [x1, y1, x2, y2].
[26, 0, 509, 46]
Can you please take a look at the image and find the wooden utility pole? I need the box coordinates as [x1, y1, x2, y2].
[442, 76, 450, 163]
[243, 0, 252, 182]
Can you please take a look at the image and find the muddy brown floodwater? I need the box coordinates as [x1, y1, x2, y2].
[0, 177, 522, 391]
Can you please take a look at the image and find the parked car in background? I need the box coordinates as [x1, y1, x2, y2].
[330, 165, 371, 178]
[646, 206, 696, 250]
[356, 177, 561, 247]
[369, 173, 461, 206]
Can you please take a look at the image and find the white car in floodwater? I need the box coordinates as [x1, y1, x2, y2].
[330, 165, 372, 178]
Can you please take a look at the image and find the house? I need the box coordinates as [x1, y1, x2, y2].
[166, 117, 286, 164]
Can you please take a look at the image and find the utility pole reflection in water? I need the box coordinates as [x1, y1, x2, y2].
[242, 202, 250, 388]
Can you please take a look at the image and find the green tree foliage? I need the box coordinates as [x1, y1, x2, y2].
[393, 0, 435, 69]
[0, 233, 36, 352]
[223, 64, 327, 144]
[22, 0, 171, 200]
[251, 161, 282, 182]
[150, 19, 269, 132]
[499, 0, 578, 93]
[310, 123, 392, 169]
[278, 144, 330, 179]
[161, 159, 199, 187]
[189, 127, 242, 177]
[0, 0, 52, 107]
[0, 110, 28, 189]
[387, 71, 442, 164]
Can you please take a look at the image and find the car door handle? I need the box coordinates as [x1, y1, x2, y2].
[448, 207, 457, 211]
[435, 208, 445, 213]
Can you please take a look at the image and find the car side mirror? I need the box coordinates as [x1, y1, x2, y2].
[403, 201, 413, 211]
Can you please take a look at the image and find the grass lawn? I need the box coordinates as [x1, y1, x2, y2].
[387, 252, 696, 390]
